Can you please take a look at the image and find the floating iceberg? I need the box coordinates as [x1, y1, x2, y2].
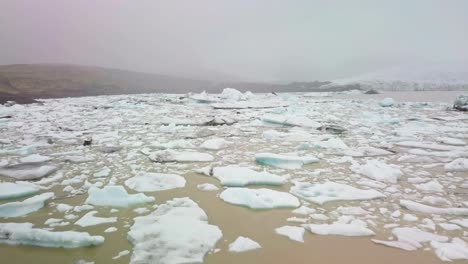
[220, 188, 300, 209]
[444, 158, 468, 172]
[148, 150, 214, 162]
[453, 95, 468, 111]
[350, 160, 402, 183]
[275, 226, 305, 242]
[0, 182, 39, 200]
[127, 197, 222, 264]
[304, 223, 375, 236]
[124, 173, 186, 192]
[0, 163, 58, 180]
[400, 200, 468, 216]
[261, 114, 321, 128]
[379, 98, 394, 107]
[0, 192, 54, 218]
[212, 166, 285, 186]
[0, 222, 104, 248]
[228, 236, 261, 252]
[255, 153, 319, 169]
[290, 182, 385, 205]
[85, 185, 155, 207]
[200, 138, 228, 150]
[75, 211, 117, 227]
[431, 238, 468, 261]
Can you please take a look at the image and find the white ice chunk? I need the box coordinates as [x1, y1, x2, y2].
[290, 182, 385, 205]
[0, 163, 58, 180]
[255, 153, 319, 169]
[392, 227, 448, 249]
[0, 222, 103, 248]
[0, 182, 39, 199]
[350, 160, 402, 183]
[275, 226, 305, 242]
[228, 236, 261, 252]
[93, 167, 111, 178]
[197, 183, 219, 191]
[220, 188, 300, 209]
[125, 173, 186, 192]
[445, 158, 468, 172]
[304, 223, 375, 236]
[200, 138, 228, 150]
[212, 166, 285, 186]
[19, 154, 51, 163]
[431, 238, 468, 261]
[400, 200, 468, 216]
[148, 150, 214, 162]
[415, 180, 444, 193]
[86, 185, 155, 207]
[0, 192, 54, 218]
[292, 205, 316, 215]
[75, 211, 117, 227]
[262, 114, 321, 128]
[127, 197, 222, 264]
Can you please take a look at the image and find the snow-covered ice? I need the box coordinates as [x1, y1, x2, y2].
[0, 192, 54, 218]
[85, 185, 155, 207]
[220, 188, 300, 209]
[228, 236, 262, 252]
[75, 211, 117, 227]
[0, 182, 39, 199]
[255, 153, 319, 169]
[124, 173, 186, 192]
[275, 226, 305, 242]
[304, 223, 375, 236]
[212, 166, 285, 186]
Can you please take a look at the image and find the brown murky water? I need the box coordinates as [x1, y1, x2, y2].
[0, 171, 453, 264]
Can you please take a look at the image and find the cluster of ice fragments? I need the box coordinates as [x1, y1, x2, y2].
[0, 89, 467, 262]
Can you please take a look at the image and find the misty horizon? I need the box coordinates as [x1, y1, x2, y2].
[1, 0, 468, 82]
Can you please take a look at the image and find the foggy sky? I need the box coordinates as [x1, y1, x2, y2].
[1, 0, 468, 82]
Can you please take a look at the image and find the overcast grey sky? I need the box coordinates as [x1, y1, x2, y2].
[1, 0, 467, 81]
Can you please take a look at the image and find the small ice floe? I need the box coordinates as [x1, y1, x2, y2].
[0, 192, 54, 218]
[304, 223, 375, 236]
[450, 219, 468, 228]
[261, 114, 321, 128]
[220, 188, 300, 209]
[75, 211, 117, 227]
[341, 146, 393, 157]
[63, 155, 95, 163]
[124, 173, 186, 192]
[197, 183, 219, 191]
[104, 227, 117, 233]
[112, 250, 130, 260]
[0, 145, 36, 157]
[200, 138, 228, 150]
[202, 117, 237, 126]
[438, 223, 461, 231]
[0, 222, 104, 248]
[397, 154, 436, 163]
[19, 154, 51, 163]
[453, 95, 468, 111]
[85, 185, 155, 207]
[436, 137, 466, 146]
[275, 226, 305, 242]
[255, 153, 319, 169]
[212, 166, 285, 186]
[379, 98, 394, 107]
[335, 206, 370, 216]
[292, 205, 316, 215]
[44, 218, 69, 227]
[127, 197, 222, 264]
[185, 128, 216, 139]
[400, 200, 468, 216]
[312, 137, 349, 149]
[431, 238, 468, 261]
[148, 150, 214, 162]
[444, 158, 468, 172]
[0, 182, 39, 199]
[350, 160, 402, 183]
[228, 236, 261, 252]
[386, 227, 448, 251]
[0, 163, 58, 180]
[414, 180, 444, 193]
[287, 217, 308, 223]
[151, 140, 195, 150]
[395, 141, 461, 151]
[290, 182, 385, 205]
[93, 167, 111, 178]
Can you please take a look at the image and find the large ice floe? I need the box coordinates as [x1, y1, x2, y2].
[0, 223, 104, 248]
[0, 182, 39, 199]
[255, 153, 319, 169]
[212, 166, 285, 186]
[220, 188, 300, 209]
[350, 160, 402, 183]
[0, 192, 54, 218]
[127, 197, 222, 264]
[0, 163, 58, 180]
[85, 185, 154, 207]
[124, 172, 186, 192]
[290, 182, 385, 205]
